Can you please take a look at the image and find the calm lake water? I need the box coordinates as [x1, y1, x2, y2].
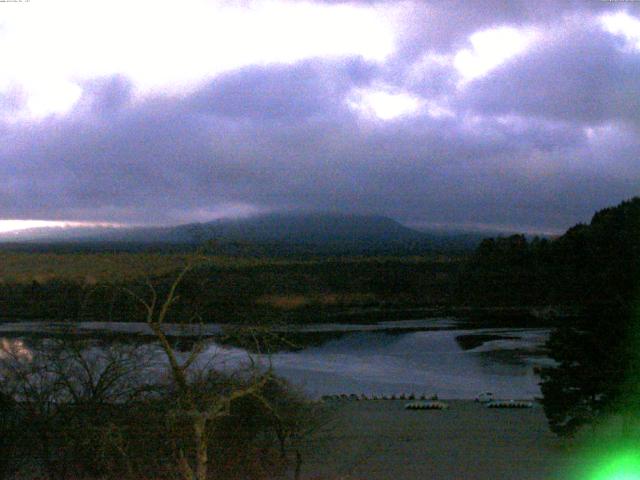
[265, 327, 551, 399]
[0, 319, 551, 399]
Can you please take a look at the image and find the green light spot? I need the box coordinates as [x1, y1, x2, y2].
[590, 451, 640, 480]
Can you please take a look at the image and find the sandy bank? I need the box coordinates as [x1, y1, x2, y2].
[300, 400, 573, 480]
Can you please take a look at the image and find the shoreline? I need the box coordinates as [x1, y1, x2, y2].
[300, 400, 572, 480]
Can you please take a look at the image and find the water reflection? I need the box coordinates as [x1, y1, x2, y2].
[0, 324, 550, 399]
[263, 328, 550, 399]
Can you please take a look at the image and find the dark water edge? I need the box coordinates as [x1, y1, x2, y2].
[455, 333, 519, 350]
[0, 320, 553, 363]
[0, 305, 564, 354]
[0, 321, 461, 353]
[0, 320, 552, 399]
[0, 329, 549, 364]
[0, 303, 574, 327]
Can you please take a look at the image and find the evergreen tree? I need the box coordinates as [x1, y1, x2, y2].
[539, 301, 639, 436]
[539, 197, 640, 436]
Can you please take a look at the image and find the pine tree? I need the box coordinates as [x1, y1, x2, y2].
[539, 197, 640, 437]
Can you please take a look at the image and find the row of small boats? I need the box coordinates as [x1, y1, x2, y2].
[405, 401, 448, 410]
[475, 392, 534, 408]
[321, 393, 534, 409]
[321, 393, 439, 401]
[485, 400, 533, 408]
[405, 400, 533, 410]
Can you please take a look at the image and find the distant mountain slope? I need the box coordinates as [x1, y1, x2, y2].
[174, 213, 426, 244]
[0, 212, 488, 253]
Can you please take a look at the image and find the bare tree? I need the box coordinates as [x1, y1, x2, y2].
[0, 254, 323, 480]
[258, 377, 332, 480]
[0, 335, 157, 480]
[124, 255, 276, 480]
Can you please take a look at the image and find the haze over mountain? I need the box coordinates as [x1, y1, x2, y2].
[0, 212, 491, 253]
[1, 1, 638, 233]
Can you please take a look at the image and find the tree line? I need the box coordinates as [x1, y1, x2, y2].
[462, 197, 640, 437]
[0, 257, 460, 324]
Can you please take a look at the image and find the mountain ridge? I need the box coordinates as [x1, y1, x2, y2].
[0, 212, 500, 253]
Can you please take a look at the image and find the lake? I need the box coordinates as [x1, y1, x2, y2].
[0, 319, 551, 399]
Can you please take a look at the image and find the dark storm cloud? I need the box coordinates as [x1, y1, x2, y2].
[2, 90, 213, 223]
[80, 76, 134, 115]
[190, 58, 376, 120]
[2, 1, 639, 232]
[461, 22, 640, 126]
[0, 75, 597, 229]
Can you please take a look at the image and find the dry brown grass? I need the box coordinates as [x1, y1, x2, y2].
[0, 253, 187, 283]
[255, 293, 378, 310]
[0, 253, 331, 283]
[0, 252, 459, 286]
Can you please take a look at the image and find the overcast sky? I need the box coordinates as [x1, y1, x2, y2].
[1, 0, 639, 234]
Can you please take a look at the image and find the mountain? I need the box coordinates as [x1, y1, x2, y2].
[173, 213, 426, 244]
[0, 212, 488, 254]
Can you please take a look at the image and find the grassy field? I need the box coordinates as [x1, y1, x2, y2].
[0, 252, 326, 283]
[0, 252, 465, 323]
[0, 252, 459, 283]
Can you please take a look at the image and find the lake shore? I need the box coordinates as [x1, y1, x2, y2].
[300, 400, 573, 480]
[1, 322, 551, 399]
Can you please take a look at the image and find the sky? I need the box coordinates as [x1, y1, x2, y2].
[1, 0, 639, 234]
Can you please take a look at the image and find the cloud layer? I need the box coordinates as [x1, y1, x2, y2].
[1, 0, 639, 232]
